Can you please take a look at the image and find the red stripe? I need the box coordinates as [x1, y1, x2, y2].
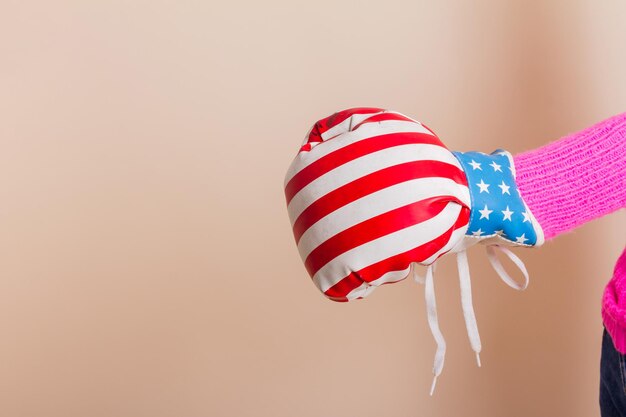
[357, 207, 470, 283]
[323, 206, 470, 301]
[351, 112, 417, 130]
[327, 295, 349, 302]
[324, 272, 363, 302]
[292, 160, 468, 243]
[304, 196, 463, 278]
[305, 107, 384, 145]
[285, 131, 446, 204]
[420, 122, 438, 137]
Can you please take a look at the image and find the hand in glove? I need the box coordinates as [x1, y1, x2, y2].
[284, 107, 545, 394]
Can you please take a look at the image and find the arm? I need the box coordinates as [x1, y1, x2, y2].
[513, 113, 626, 240]
[513, 113, 626, 353]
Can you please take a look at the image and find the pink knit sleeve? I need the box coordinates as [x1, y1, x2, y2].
[513, 113, 626, 240]
[512, 113, 626, 353]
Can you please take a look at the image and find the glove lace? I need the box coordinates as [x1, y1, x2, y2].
[413, 244, 529, 395]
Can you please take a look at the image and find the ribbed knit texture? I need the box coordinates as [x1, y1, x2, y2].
[514, 113, 626, 239]
[512, 112, 626, 352]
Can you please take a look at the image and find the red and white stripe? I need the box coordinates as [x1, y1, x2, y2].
[285, 108, 471, 302]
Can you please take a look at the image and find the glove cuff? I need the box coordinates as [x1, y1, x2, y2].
[450, 149, 544, 251]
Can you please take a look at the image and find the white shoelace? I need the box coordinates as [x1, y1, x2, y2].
[413, 245, 529, 396]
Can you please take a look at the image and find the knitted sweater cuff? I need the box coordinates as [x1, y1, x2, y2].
[513, 113, 626, 240]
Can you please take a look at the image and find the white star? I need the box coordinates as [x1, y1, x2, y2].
[478, 204, 493, 220]
[489, 161, 502, 172]
[469, 160, 482, 170]
[476, 179, 490, 193]
[515, 233, 529, 244]
[522, 210, 531, 223]
[471, 228, 484, 236]
[494, 229, 505, 236]
[502, 206, 514, 221]
[498, 180, 511, 195]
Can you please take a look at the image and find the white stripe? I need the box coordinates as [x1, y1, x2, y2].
[284, 119, 434, 186]
[297, 177, 470, 260]
[320, 110, 423, 141]
[383, 110, 421, 124]
[368, 266, 412, 287]
[343, 266, 411, 300]
[313, 203, 463, 292]
[421, 224, 469, 264]
[320, 110, 385, 141]
[344, 282, 372, 300]
[287, 144, 461, 226]
[338, 264, 411, 301]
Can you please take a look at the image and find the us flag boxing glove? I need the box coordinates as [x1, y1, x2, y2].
[283, 107, 543, 395]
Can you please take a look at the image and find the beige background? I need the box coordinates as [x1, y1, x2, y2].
[1, 1, 625, 416]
